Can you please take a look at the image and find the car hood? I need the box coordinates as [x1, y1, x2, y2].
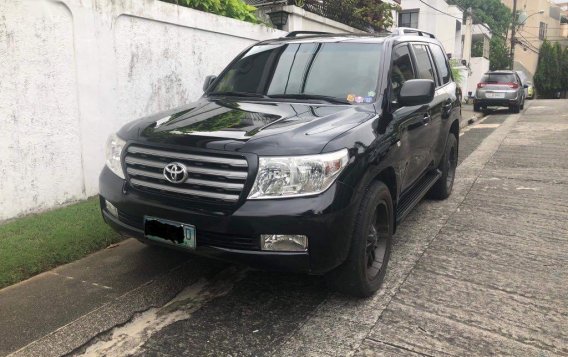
[118, 97, 377, 155]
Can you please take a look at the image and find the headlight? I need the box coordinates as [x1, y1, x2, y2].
[105, 133, 126, 179]
[248, 149, 349, 200]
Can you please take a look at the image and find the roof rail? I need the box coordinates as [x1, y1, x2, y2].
[285, 31, 331, 38]
[391, 28, 436, 39]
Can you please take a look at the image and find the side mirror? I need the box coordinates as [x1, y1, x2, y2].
[523, 84, 529, 89]
[398, 79, 435, 107]
[203, 75, 217, 92]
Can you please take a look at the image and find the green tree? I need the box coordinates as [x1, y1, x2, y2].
[447, 0, 512, 69]
[353, 1, 402, 30]
[169, 0, 259, 24]
[489, 37, 510, 70]
[534, 40, 562, 98]
[561, 47, 568, 94]
[471, 40, 484, 58]
[325, 0, 401, 31]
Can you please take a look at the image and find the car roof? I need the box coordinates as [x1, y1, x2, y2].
[257, 32, 442, 46]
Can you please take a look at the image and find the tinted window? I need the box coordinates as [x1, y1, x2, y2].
[212, 42, 383, 102]
[391, 44, 415, 98]
[429, 44, 451, 85]
[481, 73, 517, 83]
[412, 44, 436, 82]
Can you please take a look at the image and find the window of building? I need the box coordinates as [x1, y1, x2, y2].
[399, 10, 419, 28]
[539, 22, 548, 40]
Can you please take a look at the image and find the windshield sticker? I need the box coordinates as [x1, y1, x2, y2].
[347, 94, 356, 102]
[367, 91, 376, 97]
[355, 96, 364, 103]
[364, 96, 374, 103]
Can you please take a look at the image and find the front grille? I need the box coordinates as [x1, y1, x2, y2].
[124, 145, 249, 203]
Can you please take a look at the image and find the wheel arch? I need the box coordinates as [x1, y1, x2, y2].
[372, 167, 398, 234]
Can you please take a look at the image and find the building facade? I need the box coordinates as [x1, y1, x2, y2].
[398, 0, 464, 58]
[502, 0, 563, 79]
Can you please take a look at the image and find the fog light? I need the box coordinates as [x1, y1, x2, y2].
[261, 235, 308, 252]
[105, 200, 118, 217]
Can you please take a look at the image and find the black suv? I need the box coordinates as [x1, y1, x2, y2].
[100, 29, 461, 297]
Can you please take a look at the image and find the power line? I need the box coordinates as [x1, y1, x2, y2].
[417, 0, 462, 21]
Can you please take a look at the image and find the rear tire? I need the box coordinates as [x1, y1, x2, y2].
[429, 134, 458, 200]
[325, 181, 393, 298]
[510, 104, 520, 113]
[473, 103, 481, 112]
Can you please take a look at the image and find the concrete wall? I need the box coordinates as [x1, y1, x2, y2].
[0, 0, 285, 221]
[399, 0, 463, 58]
[256, 4, 363, 34]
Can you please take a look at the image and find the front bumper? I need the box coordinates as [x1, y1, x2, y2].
[99, 166, 357, 274]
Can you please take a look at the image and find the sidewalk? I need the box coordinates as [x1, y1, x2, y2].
[460, 103, 484, 128]
[274, 100, 568, 356]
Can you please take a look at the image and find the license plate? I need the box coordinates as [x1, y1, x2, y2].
[486, 92, 505, 99]
[144, 216, 196, 250]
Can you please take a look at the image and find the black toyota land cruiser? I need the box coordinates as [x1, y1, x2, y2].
[100, 29, 461, 297]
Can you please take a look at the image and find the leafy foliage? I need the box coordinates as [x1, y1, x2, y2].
[446, 0, 512, 69]
[533, 40, 568, 98]
[168, 0, 259, 24]
[560, 47, 568, 94]
[471, 40, 484, 58]
[322, 0, 400, 31]
[489, 37, 510, 70]
[353, 1, 402, 31]
[447, 0, 511, 36]
[450, 59, 463, 85]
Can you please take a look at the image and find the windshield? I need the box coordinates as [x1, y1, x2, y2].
[210, 42, 383, 104]
[481, 73, 517, 83]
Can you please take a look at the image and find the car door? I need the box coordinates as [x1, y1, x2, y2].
[408, 43, 445, 178]
[428, 43, 455, 162]
[389, 43, 431, 192]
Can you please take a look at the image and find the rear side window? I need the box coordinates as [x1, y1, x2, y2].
[429, 44, 451, 85]
[391, 44, 416, 98]
[481, 73, 517, 83]
[411, 44, 437, 83]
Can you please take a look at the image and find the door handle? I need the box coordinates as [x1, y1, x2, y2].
[422, 113, 431, 124]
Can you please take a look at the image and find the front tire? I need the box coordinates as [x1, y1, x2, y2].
[325, 181, 393, 298]
[429, 134, 458, 200]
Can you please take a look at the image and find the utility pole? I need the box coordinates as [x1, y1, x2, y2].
[510, 0, 517, 70]
[463, 8, 473, 66]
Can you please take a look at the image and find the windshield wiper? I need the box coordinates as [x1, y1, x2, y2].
[268, 94, 352, 105]
[208, 91, 267, 98]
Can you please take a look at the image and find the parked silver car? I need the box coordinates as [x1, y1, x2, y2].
[474, 70, 527, 113]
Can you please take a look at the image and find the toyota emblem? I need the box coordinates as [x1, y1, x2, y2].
[163, 162, 188, 184]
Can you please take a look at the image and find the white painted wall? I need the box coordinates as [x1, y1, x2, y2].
[399, 0, 463, 58]
[255, 4, 363, 34]
[466, 57, 490, 97]
[0, 0, 285, 221]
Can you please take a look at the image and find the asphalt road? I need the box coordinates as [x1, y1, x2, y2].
[3, 100, 567, 357]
